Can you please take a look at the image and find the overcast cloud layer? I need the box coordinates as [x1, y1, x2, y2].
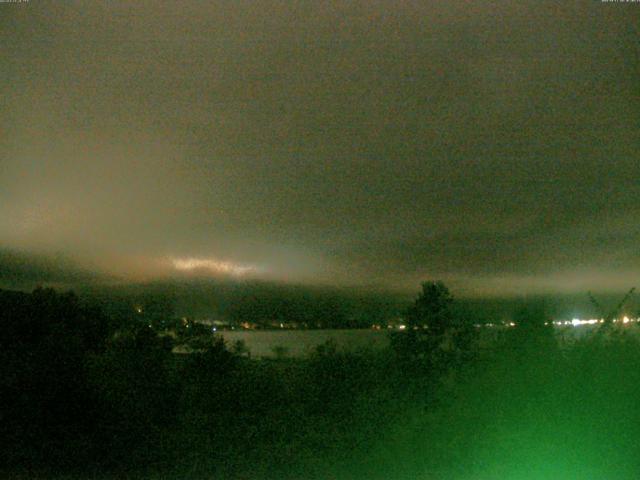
[2, 1, 639, 295]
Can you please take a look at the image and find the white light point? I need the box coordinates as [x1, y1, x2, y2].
[171, 257, 259, 277]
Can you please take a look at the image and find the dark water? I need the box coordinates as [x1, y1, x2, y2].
[217, 328, 390, 357]
[216, 325, 604, 357]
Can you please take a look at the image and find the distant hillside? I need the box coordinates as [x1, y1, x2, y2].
[0, 249, 105, 290]
[1, 250, 637, 327]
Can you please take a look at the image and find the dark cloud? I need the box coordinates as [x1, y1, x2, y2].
[2, 1, 639, 294]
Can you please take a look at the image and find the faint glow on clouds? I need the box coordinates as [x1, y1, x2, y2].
[171, 257, 260, 276]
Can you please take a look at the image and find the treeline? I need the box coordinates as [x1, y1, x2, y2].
[0, 286, 410, 477]
[2, 285, 640, 479]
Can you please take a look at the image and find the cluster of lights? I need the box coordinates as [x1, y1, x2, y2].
[383, 317, 640, 330]
[498, 317, 639, 328]
[556, 316, 637, 327]
[171, 257, 258, 276]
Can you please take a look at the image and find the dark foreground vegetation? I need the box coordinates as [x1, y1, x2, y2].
[2, 284, 640, 479]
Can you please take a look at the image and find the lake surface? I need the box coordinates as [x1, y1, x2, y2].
[216, 325, 626, 358]
[217, 329, 391, 357]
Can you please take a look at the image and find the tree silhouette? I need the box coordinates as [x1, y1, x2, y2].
[588, 287, 636, 325]
[405, 281, 454, 334]
[392, 281, 475, 370]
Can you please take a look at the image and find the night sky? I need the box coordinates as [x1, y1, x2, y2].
[2, 1, 639, 295]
